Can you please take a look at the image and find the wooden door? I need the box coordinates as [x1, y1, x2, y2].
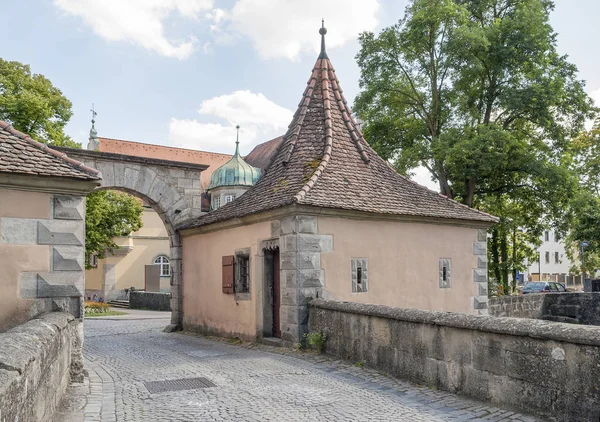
[272, 248, 281, 338]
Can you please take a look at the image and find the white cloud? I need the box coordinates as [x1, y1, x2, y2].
[410, 166, 440, 192]
[592, 89, 600, 107]
[54, 0, 213, 59]
[219, 0, 381, 61]
[169, 90, 293, 154]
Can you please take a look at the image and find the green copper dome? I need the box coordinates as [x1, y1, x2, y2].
[207, 133, 261, 191]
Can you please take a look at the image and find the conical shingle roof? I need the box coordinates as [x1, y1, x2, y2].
[182, 26, 497, 230]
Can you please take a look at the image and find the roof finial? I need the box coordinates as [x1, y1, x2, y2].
[234, 125, 240, 156]
[319, 19, 328, 59]
[87, 103, 99, 151]
[90, 103, 97, 128]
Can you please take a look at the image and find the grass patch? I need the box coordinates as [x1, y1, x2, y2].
[85, 311, 128, 317]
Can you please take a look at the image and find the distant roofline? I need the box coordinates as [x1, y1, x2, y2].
[97, 136, 233, 158]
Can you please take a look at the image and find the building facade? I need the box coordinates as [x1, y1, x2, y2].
[178, 27, 498, 344]
[523, 229, 579, 285]
[0, 120, 101, 331]
[84, 124, 233, 301]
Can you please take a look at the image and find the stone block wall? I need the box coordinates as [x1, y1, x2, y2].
[0, 312, 81, 422]
[488, 294, 545, 319]
[130, 291, 171, 311]
[489, 293, 600, 325]
[309, 298, 600, 422]
[276, 215, 332, 344]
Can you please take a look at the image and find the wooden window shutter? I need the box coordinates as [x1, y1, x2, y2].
[222, 255, 235, 294]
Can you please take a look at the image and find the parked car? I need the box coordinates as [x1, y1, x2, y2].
[521, 281, 566, 294]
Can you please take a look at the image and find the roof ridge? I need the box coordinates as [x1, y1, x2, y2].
[98, 136, 233, 158]
[328, 67, 370, 164]
[294, 58, 334, 202]
[282, 61, 320, 164]
[0, 120, 101, 179]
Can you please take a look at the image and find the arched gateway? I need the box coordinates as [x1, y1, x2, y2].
[55, 146, 207, 330]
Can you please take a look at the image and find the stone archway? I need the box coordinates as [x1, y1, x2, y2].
[55, 147, 207, 330]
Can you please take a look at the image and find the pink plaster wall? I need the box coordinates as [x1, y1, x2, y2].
[318, 216, 480, 314]
[0, 188, 52, 331]
[181, 221, 271, 340]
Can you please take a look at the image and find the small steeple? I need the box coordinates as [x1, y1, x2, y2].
[87, 103, 99, 151]
[319, 19, 328, 59]
[234, 125, 240, 156]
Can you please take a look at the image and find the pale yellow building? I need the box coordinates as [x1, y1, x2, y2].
[85, 206, 172, 301]
[178, 28, 498, 344]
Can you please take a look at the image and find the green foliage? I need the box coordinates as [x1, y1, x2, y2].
[86, 190, 144, 268]
[303, 331, 327, 353]
[354, 0, 596, 291]
[355, 360, 365, 369]
[0, 58, 79, 147]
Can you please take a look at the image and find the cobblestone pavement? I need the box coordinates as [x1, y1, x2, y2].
[55, 312, 541, 422]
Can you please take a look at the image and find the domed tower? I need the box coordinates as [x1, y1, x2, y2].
[207, 126, 261, 210]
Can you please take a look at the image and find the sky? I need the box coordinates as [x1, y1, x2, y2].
[2, 0, 600, 190]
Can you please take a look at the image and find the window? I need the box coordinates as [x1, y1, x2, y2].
[545, 252, 550, 264]
[544, 231, 549, 242]
[439, 259, 451, 288]
[234, 249, 251, 297]
[236, 255, 250, 293]
[224, 194, 236, 204]
[88, 254, 98, 268]
[554, 232, 560, 242]
[154, 255, 170, 277]
[212, 196, 221, 210]
[351, 258, 368, 292]
[554, 252, 559, 264]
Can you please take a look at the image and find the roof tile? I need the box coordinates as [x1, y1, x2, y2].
[0, 121, 101, 180]
[182, 38, 497, 230]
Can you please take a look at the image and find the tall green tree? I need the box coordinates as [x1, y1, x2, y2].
[0, 58, 144, 261]
[86, 191, 144, 268]
[354, 0, 595, 292]
[0, 58, 79, 147]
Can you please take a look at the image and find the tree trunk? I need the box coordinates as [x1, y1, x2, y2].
[500, 221, 509, 295]
[463, 177, 477, 207]
[491, 226, 501, 294]
[436, 161, 453, 198]
[512, 227, 517, 294]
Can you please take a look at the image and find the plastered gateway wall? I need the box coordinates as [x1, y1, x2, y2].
[0, 187, 86, 331]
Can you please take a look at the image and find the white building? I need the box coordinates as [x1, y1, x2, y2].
[522, 229, 577, 284]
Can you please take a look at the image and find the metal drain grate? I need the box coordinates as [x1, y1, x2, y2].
[144, 377, 216, 394]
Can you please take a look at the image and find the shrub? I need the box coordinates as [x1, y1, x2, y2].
[303, 331, 327, 353]
[84, 301, 110, 314]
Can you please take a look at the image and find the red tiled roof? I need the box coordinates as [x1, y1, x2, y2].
[245, 136, 283, 170]
[182, 38, 497, 229]
[0, 120, 101, 180]
[97, 137, 231, 190]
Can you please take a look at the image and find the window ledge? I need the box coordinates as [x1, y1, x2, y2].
[235, 293, 251, 301]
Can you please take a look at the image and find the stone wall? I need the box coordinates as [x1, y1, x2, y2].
[130, 291, 171, 311]
[488, 294, 545, 319]
[309, 298, 600, 422]
[489, 293, 600, 325]
[0, 312, 82, 422]
[277, 215, 332, 344]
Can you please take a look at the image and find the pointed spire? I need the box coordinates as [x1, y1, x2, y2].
[234, 125, 240, 156]
[319, 19, 328, 59]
